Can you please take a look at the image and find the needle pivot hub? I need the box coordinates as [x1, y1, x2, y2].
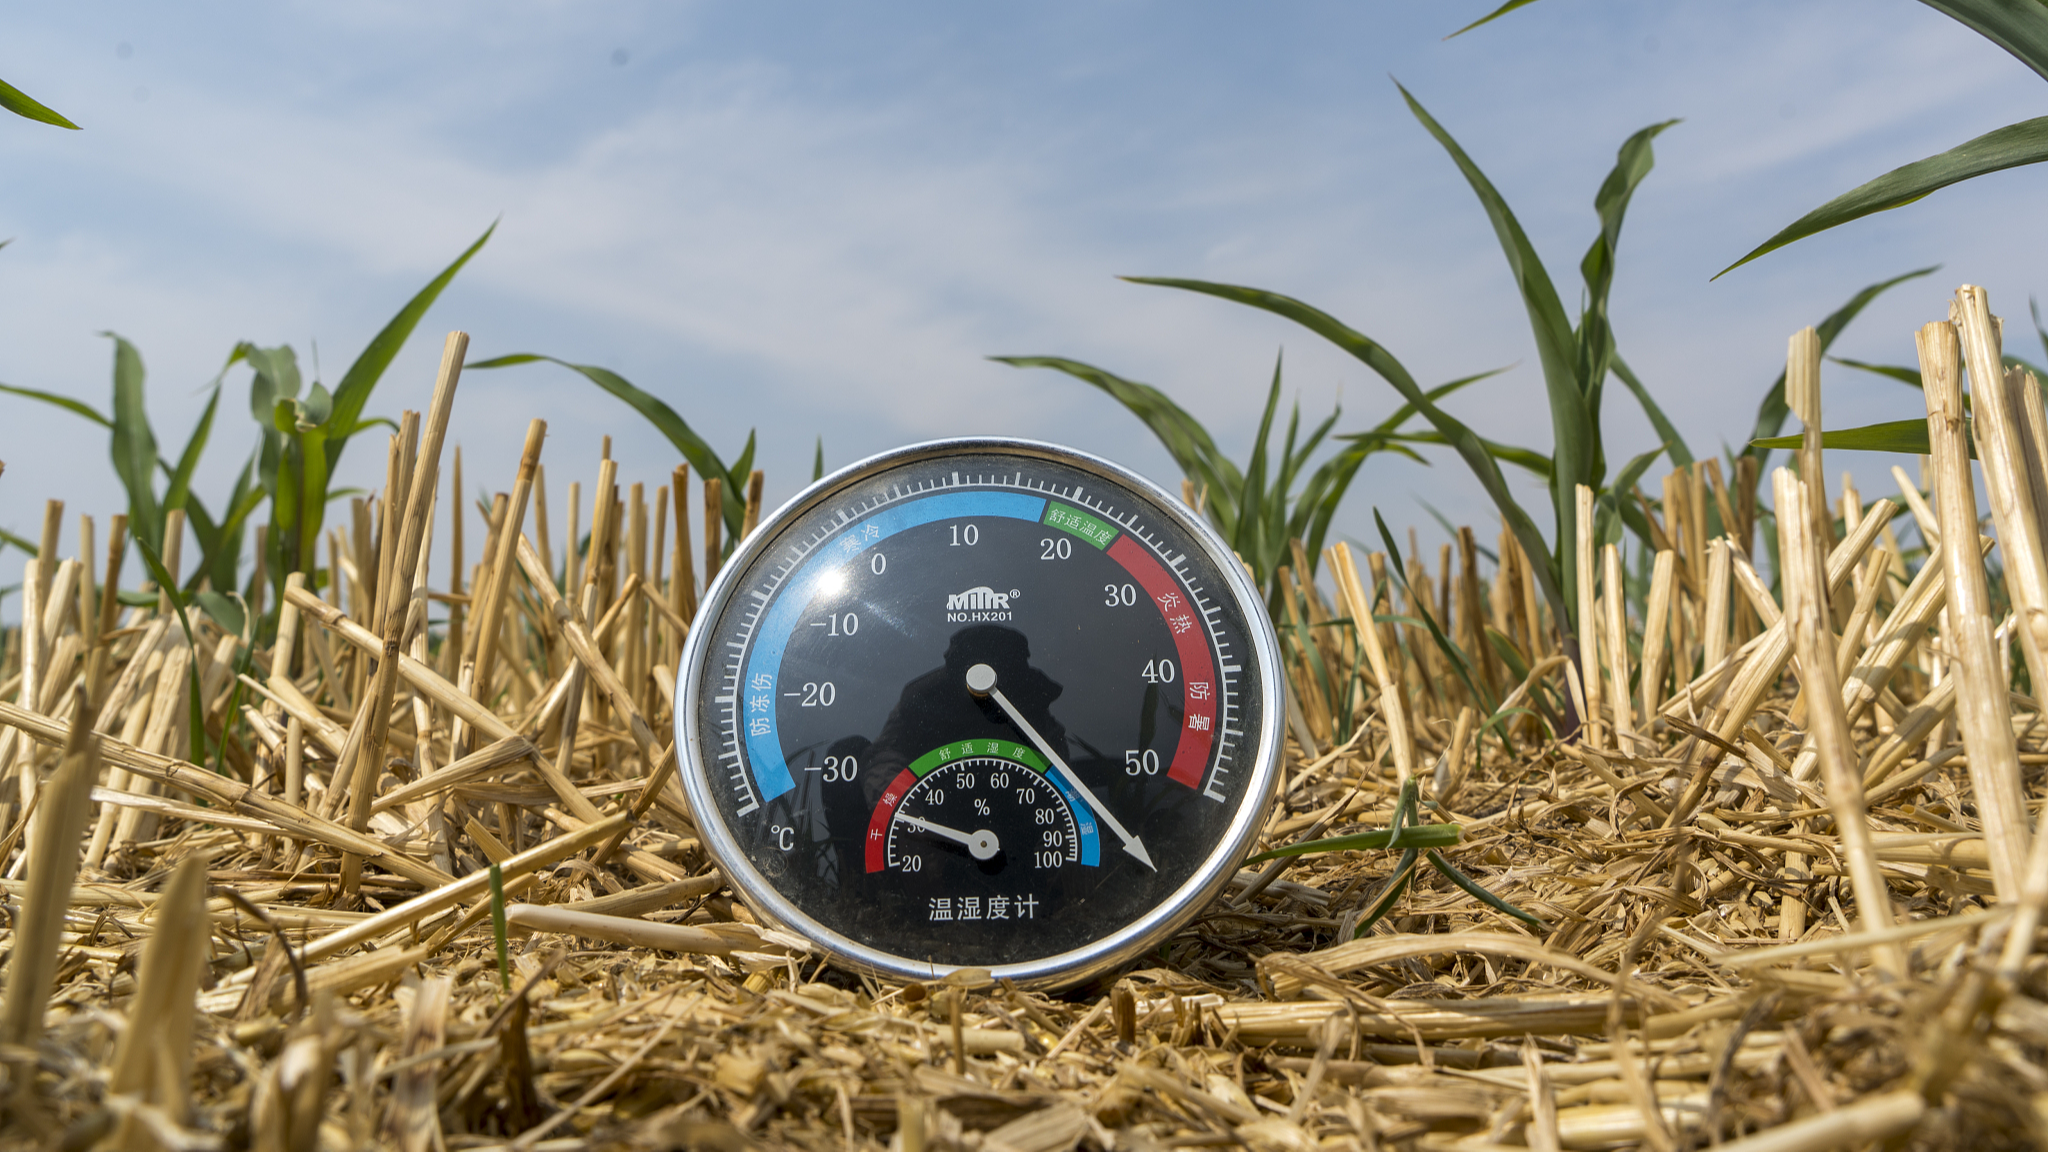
[965, 662, 998, 697]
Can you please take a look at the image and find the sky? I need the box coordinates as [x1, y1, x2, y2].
[2, 1, 2045, 610]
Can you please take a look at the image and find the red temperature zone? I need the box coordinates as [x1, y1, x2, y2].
[1106, 536, 1217, 789]
[864, 769, 917, 873]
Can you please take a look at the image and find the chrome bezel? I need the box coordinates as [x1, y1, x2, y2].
[675, 437, 1284, 989]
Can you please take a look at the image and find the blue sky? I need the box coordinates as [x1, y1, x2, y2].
[2, 2, 2044, 604]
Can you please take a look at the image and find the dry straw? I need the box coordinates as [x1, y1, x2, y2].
[1918, 317, 2031, 897]
[0, 302, 2044, 1147]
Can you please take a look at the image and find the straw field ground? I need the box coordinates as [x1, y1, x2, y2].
[0, 274, 2045, 1152]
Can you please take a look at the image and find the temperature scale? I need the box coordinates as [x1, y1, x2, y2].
[676, 439, 1284, 988]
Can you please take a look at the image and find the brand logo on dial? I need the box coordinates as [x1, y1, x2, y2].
[946, 586, 1010, 610]
[945, 585, 1014, 622]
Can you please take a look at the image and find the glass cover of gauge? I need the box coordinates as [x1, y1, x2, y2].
[676, 439, 1283, 988]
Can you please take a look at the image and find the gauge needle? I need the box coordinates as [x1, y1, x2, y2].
[966, 663, 1156, 870]
[897, 813, 1001, 861]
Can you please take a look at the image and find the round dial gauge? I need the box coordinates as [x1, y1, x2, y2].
[676, 439, 1283, 988]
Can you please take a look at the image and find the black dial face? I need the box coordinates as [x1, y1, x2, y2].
[682, 446, 1275, 978]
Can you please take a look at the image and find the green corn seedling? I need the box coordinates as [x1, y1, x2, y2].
[1456, 1, 2048, 274]
[990, 351, 1498, 609]
[0, 224, 494, 635]
[1089, 90, 1682, 660]
[1246, 777, 1543, 936]
[466, 354, 759, 556]
[251, 224, 494, 612]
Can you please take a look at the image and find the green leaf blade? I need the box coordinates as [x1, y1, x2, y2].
[1828, 357, 1925, 389]
[0, 76, 79, 129]
[1918, 0, 2048, 84]
[1751, 419, 1941, 456]
[1425, 850, 1547, 927]
[993, 354, 1246, 539]
[1244, 823, 1461, 864]
[164, 387, 221, 517]
[1610, 354, 1692, 468]
[1720, 119, 2048, 276]
[1447, 0, 1545, 38]
[105, 333, 163, 554]
[1397, 85, 1588, 473]
[1744, 267, 1938, 468]
[1396, 82, 1599, 626]
[324, 222, 495, 473]
[0, 382, 111, 427]
[468, 353, 749, 539]
[131, 534, 207, 765]
[490, 863, 511, 992]
[1126, 275, 1575, 629]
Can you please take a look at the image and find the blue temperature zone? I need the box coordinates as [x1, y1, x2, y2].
[1045, 769, 1103, 866]
[742, 490, 1050, 800]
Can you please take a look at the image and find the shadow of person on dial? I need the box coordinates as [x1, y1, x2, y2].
[862, 624, 1067, 810]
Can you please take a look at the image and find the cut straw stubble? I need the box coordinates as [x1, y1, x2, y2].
[1891, 463, 1942, 547]
[105, 854, 210, 1139]
[268, 812, 630, 970]
[703, 474, 723, 584]
[471, 418, 548, 714]
[513, 535, 672, 808]
[2012, 353, 2048, 553]
[385, 974, 452, 1152]
[504, 903, 766, 956]
[1707, 1089, 1923, 1152]
[1918, 318, 2031, 899]
[0, 689, 99, 1053]
[1660, 504, 1893, 831]
[1787, 326, 1829, 548]
[1601, 543, 1634, 747]
[1638, 550, 1676, 723]
[743, 470, 765, 537]
[1953, 288, 2048, 702]
[370, 735, 531, 815]
[1774, 468, 1904, 976]
[338, 334, 468, 895]
[1574, 483, 1601, 748]
[16, 308, 2048, 1147]
[1833, 549, 1891, 683]
[281, 588, 673, 879]
[282, 586, 534, 757]
[0, 698, 457, 888]
[1701, 537, 1731, 673]
[1729, 548, 1782, 628]
[1327, 543, 1414, 782]
[33, 500, 59, 613]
